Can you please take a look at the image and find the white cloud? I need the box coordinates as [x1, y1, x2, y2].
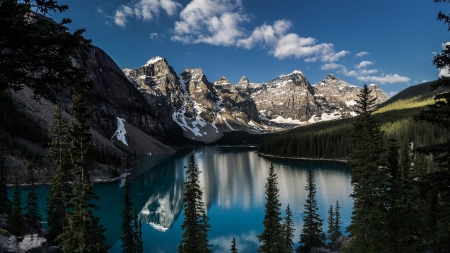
[304, 56, 319, 62]
[172, 0, 248, 46]
[355, 51, 369, 57]
[356, 74, 410, 84]
[341, 67, 358, 77]
[320, 63, 343, 70]
[340, 66, 409, 84]
[421, 79, 429, 83]
[358, 69, 378, 75]
[171, 0, 349, 62]
[149, 32, 160, 39]
[271, 33, 328, 59]
[439, 66, 450, 77]
[114, 5, 133, 27]
[236, 20, 291, 49]
[321, 50, 350, 63]
[160, 0, 181, 15]
[97, 7, 105, 15]
[270, 34, 349, 62]
[113, 0, 181, 27]
[356, 60, 373, 69]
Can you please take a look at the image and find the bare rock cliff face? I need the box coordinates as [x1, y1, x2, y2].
[124, 56, 187, 132]
[55, 47, 174, 153]
[123, 56, 390, 143]
[213, 76, 259, 122]
[249, 70, 319, 122]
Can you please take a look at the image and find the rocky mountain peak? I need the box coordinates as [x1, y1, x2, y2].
[325, 73, 337, 80]
[183, 68, 206, 81]
[144, 56, 164, 67]
[316, 74, 351, 87]
[267, 69, 310, 89]
[238, 76, 250, 85]
[214, 76, 231, 86]
[122, 68, 132, 76]
[291, 70, 304, 75]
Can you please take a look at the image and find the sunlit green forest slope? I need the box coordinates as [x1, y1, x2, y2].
[257, 81, 448, 160]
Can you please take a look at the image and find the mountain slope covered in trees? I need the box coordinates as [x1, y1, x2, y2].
[258, 81, 448, 160]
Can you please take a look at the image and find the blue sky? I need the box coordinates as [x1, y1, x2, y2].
[52, 0, 450, 96]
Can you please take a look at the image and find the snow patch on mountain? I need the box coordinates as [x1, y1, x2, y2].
[270, 116, 303, 124]
[144, 56, 163, 66]
[112, 117, 128, 146]
[216, 113, 235, 131]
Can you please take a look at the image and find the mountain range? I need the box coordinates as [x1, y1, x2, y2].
[10, 45, 390, 154]
[122, 55, 388, 144]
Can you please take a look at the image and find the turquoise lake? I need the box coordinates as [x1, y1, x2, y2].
[9, 146, 353, 252]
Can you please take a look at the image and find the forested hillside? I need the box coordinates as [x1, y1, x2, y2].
[258, 81, 448, 160]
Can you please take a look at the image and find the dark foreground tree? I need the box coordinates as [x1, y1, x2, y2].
[412, 1, 450, 250]
[179, 153, 211, 253]
[121, 176, 134, 253]
[46, 103, 71, 245]
[345, 84, 384, 253]
[332, 201, 342, 241]
[24, 164, 42, 227]
[297, 169, 325, 253]
[231, 237, 238, 253]
[284, 204, 295, 252]
[0, 143, 7, 213]
[378, 138, 419, 253]
[57, 93, 108, 253]
[10, 175, 25, 236]
[327, 205, 334, 242]
[258, 163, 289, 253]
[132, 208, 143, 253]
[0, 0, 92, 100]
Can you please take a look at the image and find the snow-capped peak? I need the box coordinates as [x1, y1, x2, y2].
[292, 70, 303, 75]
[214, 76, 231, 85]
[144, 56, 163, 66]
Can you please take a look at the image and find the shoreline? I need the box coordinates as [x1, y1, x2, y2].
[6, 173, 130, 187]
[257, 152, 348, 163]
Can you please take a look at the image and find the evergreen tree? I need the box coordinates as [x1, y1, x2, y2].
[9, 175, 25, 236]
[327, 205, 334, 241]
[24, 164, 42, 227]
[297, 169, 326, 253]
[57, 92, 108, 253]
[46, 103, 72, 245]
[0, 143, 8, 213]
[179, 153, 212, 253]
[413, 2, 450, 250]
[258, 163, 289, 253]
[345, 84, 385, 253]
[283, 204, 295, 252]
[133, 208, 143, 253]
[332, 201, 342, 241]
[0, 0, 93, 100]
[69, 92, 93, 182]
[231, 237, 238, 253]
[377, 139, 421, 252]
[121, 176, 134, 253]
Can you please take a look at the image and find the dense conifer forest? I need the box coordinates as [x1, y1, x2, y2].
[258, 81, 448, 162]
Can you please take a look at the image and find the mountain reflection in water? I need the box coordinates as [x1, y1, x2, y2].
[9, 147, 353, 252]
[110, 146, 353, 252]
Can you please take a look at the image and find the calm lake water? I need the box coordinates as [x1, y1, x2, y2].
[9, 146, 353, 253]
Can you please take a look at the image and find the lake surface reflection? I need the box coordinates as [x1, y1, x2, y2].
[113, 146, 353, 252]
[10, 146, 353, 253]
